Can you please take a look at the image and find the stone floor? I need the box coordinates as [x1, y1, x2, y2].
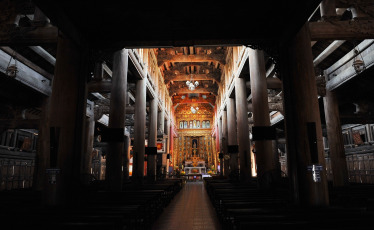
[152, 181, 222, 230]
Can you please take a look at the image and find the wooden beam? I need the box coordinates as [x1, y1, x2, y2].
[335, 0, 374, 9]
[170, 87, 218, 95]
[0, 119, 39, 129]
[0, 26, 58, 45]
[29, 46, 56, 65]
[247, 102, 283, 113]
[87, 81, 112, 93]
[266, 64, 276, 78]
[102, 62, 112, 77]
[157, 54, 226, 66]
[325, 39, 374, 76]
[313, 40, 345, 66]
[326, 39, 374, 90]
[94, 106, 136, 120]
[0, 49, 52, 96]
[246, 77, 282, 89]
[0, 46, 53, 80]
[165, 73, 220, 82]
[309, 20, 374, 40]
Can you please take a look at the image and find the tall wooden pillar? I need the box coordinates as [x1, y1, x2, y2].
[227, 97, 239, 178]
[166, 118, 171, 174]
[82, 110, 95, 185]
[147, 97, 158, 182]
[158, 107, 165, 135]
[222, 109, 229, 176]
[218, 117, 223, 176]
[281, 22, 329, 207]
[249, 49, 278, 188]
[235, 76, 252, 181]
[123, 135, 130, 181]
[47, 33, 88, 205]
[323, 90, 349, 187]
[33, 96, 50, 191]
[133, 78, 146, 182]
[156, 108, 164, 178]
[106, 49, 128, 191]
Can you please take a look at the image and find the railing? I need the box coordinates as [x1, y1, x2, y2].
[325, 152, 374, 184]
[280, 151, 374, 184]
[0, 147, 35, 191]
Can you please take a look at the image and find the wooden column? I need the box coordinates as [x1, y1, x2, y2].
[323, 90, 349, 187]
[166, 118, 171, 174]
[123, 135, 130, 181]
[249, 49, 278, 188]
[147, 97, 158, 182]
[158, 107, 165, 135]
[133, 78, 146, 182]
[222, 109, 229, 176]
[106, 49, 128, 191]
[33, 96, 50, 191]
[81, 113, 95, 185]
[281, 22, 329, 207]
[218, 117, 223, 176]
[235, 76, 252, 181]
[47, 33, 88, 205]
[227, 97, 239, 178]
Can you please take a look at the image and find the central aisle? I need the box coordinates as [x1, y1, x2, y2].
[152, 181, 222, 230]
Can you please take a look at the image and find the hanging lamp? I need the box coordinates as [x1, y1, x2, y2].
[186, 61, 198, 90]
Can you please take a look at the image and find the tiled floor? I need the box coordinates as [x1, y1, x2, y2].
[152, 181, 222, 230]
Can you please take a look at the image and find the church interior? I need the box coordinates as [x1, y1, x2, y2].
[1, 0, 374, 229]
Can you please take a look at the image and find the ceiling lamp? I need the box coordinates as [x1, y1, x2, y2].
[186, 62, 198, 90]
[5, 51, 18, 78]
[352, 48, 366, 74]
[191, 106, 199, 114]
[186, 80, 199, 90]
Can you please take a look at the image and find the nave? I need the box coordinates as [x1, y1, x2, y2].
[3, 1, 374, 229]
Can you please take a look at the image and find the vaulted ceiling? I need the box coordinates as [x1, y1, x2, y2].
[155, 46, 224, 106]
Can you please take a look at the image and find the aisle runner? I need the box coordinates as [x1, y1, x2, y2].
[152, 181, 222, 230]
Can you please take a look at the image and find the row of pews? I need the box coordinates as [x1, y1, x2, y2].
[0, 178, 183, 230]
[204, 177, 374, 230]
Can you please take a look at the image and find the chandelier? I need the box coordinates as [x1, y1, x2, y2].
[186, 63, 199, 90]
[191, 106, 199, 114]
[186, 80, 199, 90]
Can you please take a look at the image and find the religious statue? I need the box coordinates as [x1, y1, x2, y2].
[192, 139, 197, 148]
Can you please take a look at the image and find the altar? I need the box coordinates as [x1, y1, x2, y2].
[184, 158, 206, 175]
[184, 166, 206, 175]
